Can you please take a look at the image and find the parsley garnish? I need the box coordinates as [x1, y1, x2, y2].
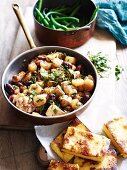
[32, 90, 37, 96]
[39, 106, 44, 114]
[53, 108, 58, 114]
[115, 65, 124, 80]
[88, 52, 111, 77]
[36, 98, 44, 102]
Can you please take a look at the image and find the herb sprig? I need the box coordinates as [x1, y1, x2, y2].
[88, 52, 111, 78]
[115, 65, 124, 80]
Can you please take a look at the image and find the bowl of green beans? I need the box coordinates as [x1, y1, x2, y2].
[33, 0, 98, 48]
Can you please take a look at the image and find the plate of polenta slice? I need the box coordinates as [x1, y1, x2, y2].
[38, 117, 127, 170]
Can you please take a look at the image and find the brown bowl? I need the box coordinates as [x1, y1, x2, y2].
[33, 0, 97, 48]
[2, 46, 98, 125]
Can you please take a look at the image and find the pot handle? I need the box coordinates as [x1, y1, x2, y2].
[12, 3, 36, 49]
[64, 25, 91, 35]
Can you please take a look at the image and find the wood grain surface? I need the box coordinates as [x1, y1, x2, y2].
[0, 0, 127, 170]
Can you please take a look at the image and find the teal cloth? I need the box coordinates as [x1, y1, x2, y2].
[92, 0, 127, 45]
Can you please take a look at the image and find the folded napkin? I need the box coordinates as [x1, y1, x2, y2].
[93, 0, 127, 45]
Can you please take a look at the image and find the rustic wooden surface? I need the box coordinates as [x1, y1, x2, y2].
[0, 0, 127, 169]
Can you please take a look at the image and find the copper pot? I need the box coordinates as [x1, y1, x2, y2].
[1, 4, 98, 125]
[33, 0, 97, 48]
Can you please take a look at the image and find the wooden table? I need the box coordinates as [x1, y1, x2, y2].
[0, 0, 127, 169]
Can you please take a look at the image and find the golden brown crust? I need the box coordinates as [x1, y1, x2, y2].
[50, 118, 90, 162]
[103, 117, 127, 157]
[74, 150, 117, 170]
[62, 127, 110, 161]
[48, 160, 79, 170]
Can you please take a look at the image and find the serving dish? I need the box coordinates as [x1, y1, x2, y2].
[1, 4, 98, 125]
[33, 0, 97, 48]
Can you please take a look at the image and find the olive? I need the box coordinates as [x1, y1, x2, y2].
[37, 55, 46, 60]
[82, 92, 91, 103]
[76, 65, 83, 73]
[4, 83, 14, 95]
[14, 82, 23, 87]
[47, 94, 56, 102]
[9, 95, 14, 102]
[23, 80, 32, 86]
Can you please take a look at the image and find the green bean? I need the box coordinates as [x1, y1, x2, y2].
[70, 5, 80, 17]
[55, 16, 79, 23]
[37, 0, 43, 11]
[89, 6, 99, 22]
[42, 8, 50, 22]
[50, 15, 68, 30]
[46, 11, 66, 17]
[35, 8, 50, 27]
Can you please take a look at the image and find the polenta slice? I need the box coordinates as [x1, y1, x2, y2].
[103, 117, 127, 157]
[48, 160, 79, 170]
[62, 127, 110, 161]
[50, 118, 90, 162]
[74, 150, 117, 170]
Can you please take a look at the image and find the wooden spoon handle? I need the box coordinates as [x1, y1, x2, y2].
[12, 3, 36, 49]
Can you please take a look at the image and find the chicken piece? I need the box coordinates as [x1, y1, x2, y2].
[12, 93, 35, 113]
[54, 85, 65, 96]
[45, 103, 65, 116]
[51, 58, 63, 68]
[59, 95, 72, 107]
[12, 71, 26, 82]
[40, 60, 52, 70]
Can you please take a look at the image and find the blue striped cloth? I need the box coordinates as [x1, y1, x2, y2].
[92, 0, 127, 45]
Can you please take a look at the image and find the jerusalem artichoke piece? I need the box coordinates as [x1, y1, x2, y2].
[45, 103, 65, 116]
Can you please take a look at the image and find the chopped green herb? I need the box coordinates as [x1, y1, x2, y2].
[48, 100, 53, 105]
[53, 108, 58, 114]
[88, 52, 111, 77]
[72, 92, 77, 96]
[36, 98, 44, 102]
[31, 76, 37, 83]
[39, 105, 44, 114]
[49, 72, 62, 80]
[32, 90, 37, 96]
[115, 65, 124, 80]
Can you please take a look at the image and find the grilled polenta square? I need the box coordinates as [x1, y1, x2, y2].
[48, 160, 79, 170]
[103, 117, 127, 157]
[50, 118, 90, 162]
[62, 127, 110, 161]
[74, 150, 117, 170]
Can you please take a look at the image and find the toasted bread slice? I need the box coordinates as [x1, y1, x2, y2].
[103, 117, 127, 157]
[74, 150, 117, 170]
[62, 127, 110, 161]
[48, 160, 79, 170]
[50, 118, 90, 162]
